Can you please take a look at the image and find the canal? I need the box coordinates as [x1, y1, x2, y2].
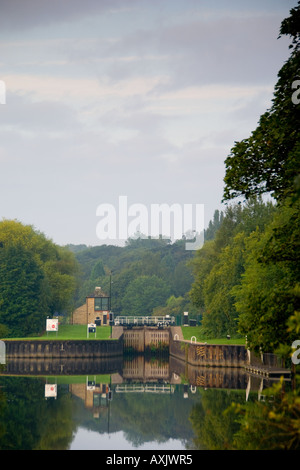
[0, 354, 279, 451]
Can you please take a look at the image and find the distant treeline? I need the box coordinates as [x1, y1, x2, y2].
[69, 235, 198, 321]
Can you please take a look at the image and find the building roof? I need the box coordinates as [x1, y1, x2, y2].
[87, 287, 109, 298]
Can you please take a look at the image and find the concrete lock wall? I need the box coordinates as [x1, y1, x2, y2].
[2, 328, 247, 367]
[169, 333, 247, 367]
[169, 355, 248, 389]
[2, 357, 123, 376]
[3, 337, 124, 359]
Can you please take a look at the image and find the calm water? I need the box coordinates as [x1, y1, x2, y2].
[0, 355, 266, 450]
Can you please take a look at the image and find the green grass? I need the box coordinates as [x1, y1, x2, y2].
[181, 326, 246, 345]
[0, 374, 112, 384]
[45, 375, 112, 384]
[2, 324, 245, 345]
[3, 324, 113, 341]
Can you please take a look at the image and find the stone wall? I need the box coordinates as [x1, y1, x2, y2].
[1, 357, 123, 376]
[3, 337, 123, 359]
[72, 298, 110, 326]
[170, 355, 248, 390]
[72, 303, 87, 324]
[169, 329, 246, 367]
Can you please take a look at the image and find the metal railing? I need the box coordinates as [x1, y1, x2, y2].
[114, 316, 175, 327]
[115, 383, 174, 394]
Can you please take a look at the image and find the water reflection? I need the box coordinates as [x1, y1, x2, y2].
[0, 355, 282, 450]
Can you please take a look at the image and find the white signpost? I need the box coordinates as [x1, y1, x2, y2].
[87, 323, 97, 339]
[86, 376, 96, 390]
[45, 383, 57, 399]
[0, 340, 5, 365]
[46, 318, 58, 336]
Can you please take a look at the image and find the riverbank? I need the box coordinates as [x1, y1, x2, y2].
[1, 324, 246, 344]
[1, 325, 113, 341]
[180, 326, 246, 345]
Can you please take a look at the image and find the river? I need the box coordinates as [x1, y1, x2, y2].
[0, 355, 283, 451]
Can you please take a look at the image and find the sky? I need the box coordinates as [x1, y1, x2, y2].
[0, 0, 296, 247]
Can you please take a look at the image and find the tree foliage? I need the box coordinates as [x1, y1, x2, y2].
[223, 2, 300, 202]
[234, 197, 300, 352]
[189, 4, 300, 348]
[121, 275, 170, 316]
[72, 237, 195, 317]
[189, 198, 275, 337]
[0, 220, 78, 337]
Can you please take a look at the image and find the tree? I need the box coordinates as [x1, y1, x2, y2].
[220, 4, 300, 351]
[90, 260, 105, 280]
[0, 219, 78, 336]
[121, 275, 170, 316]
[152, 295, 185, 317]
[228, 378, 300, 450]
[204, 210, 224, 241]
[190, 389, 244, 450]
[201, 232, 246, 337]
[0, 243, 50, 336]
[234, 198, 300, 352]
[223, 3, 300, 203]
[189, 198, 275, 337]
[189, 240, 218, 312]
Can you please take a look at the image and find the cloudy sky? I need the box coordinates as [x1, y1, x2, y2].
[0, 0, 296, 246]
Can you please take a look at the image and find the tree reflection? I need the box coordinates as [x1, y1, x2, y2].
[189, 389, 244, 450]
[0, 377, 77, 450]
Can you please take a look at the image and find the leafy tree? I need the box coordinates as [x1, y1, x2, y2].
[215, 4, 300, 349]
[228, 377, 300, 450]
[223, 3, 300, 203]
[0, 378, 76, 450]
[0, 243, 50, 336]
[42, 247, 78, 315]
[190, 389, 244, 450]
[90, 259, 105, 280]
[189, 240, 218, 312]
[201, 232, 246, 337]
[189, 198, 275, 337]
[171, 259, 194, 296]
[204, 210, 224, 241]
[153, 295, 185, 317]
[234, 197, 300, 352]
[0, 220, 78, 336]
[121, 275, 170, 316]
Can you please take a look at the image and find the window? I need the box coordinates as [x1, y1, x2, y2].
[94, 297, 110, 311]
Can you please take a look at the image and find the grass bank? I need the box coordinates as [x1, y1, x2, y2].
[181, 326, 246, 345]
[2, 324, 246, 345]
[2, 324, 113, 341]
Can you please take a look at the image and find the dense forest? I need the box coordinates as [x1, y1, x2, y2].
[68, 234, 201, 320]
